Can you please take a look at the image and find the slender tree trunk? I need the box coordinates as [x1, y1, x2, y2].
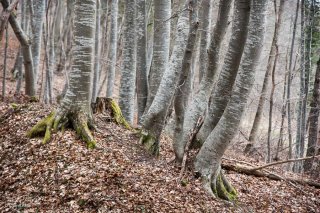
[106, 0, 118, 98]
[195, 0, 250, 145]
[145, 0, 171, 111]
[287, 0, 300, 169]
[141, 0, 190, 155]
[294, 0, 306, 173]
[119, 0, 136, 124]
[173, 0, 199, 149]
[92, 0, 101, 103]
[136, 0, 148, 123]
[245, 0, 285, 154]
[2, 25, 8, 100]
[304, 58, 320, 171]
[267, 43, 279, 163]
[173, 0, 233, 162]
[194, 0, 267, 200]
[31, 0, 45, 82]
[1, 0, 35, 96]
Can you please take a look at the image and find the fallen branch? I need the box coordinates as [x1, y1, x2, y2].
[251, 155, 320, 171]
[222, 162, 320, 188]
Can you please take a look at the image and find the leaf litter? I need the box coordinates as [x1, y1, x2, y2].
[0, 99, 319, 212]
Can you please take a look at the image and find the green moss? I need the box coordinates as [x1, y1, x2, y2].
[109, 100, 131, 130]
[215, 173, 237, 202]
[27, 111, 55, 140]
[29, 96, 39, 102]
[10, 103, 18, 109]
[139, 131, 159, 156]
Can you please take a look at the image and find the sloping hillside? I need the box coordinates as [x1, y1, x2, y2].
[0, 98, 319, 212]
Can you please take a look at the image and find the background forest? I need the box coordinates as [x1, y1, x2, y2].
[0, 0, 320, 212]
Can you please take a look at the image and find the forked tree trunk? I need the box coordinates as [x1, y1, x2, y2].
[173, 0, 233, 162]
[195, 0, 250, 145]
[106, 0, 118, 98]
[119, 0, 136, 124]
[173, 0, 199, 148]
[194, 0, 267, 200]
[141, 0, 190, 155]
[1, 0, 35, 96]
[145, 0, 171, 112]
[245, 0, 285, 154]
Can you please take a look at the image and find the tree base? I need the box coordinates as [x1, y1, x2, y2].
[139, 130, 159, 156]
[27, 110, 96, 148]
[201, 170, 237, 202]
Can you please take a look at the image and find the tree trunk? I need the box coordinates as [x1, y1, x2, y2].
[144, 0, 171, 111]
[2, 25, 8, 100]
[194, 0, 267, 200]
[245, 0, 285, 154]
[195, 0, 250, 145]
[198, 0, 211, 83]
[28, 0, 97, 148]
[92, 0, 101, 103]
[136, 0, 148, 123]
[173, 0, 233, 162]
[31, 0, 45, 82]
[173, 0, 199, 150]
[304, 58, 320, 171]
[141, 0, 190, 155]
[286, 0, 300, 169]
[106, 0, 117, 98]
[119, 0, 136, 124]
[1, 0, 35, 96]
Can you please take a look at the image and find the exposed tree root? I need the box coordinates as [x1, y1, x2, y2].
[139, 130, 159, 156]
[27, 110, 96, 148]
[200, 169, 238, 201]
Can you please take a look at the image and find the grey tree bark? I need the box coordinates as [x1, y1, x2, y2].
[28, 0, 97, 148]
[106, 0, 118, 98]
[245, 0, 285, 155]
[195, 0, 251, 145]
[141, 0, 190, 155]
[136, 0, 148, 123]
[173, 0, 199, 149]
[1, 0, 35, 96]
[92, 0, 101, 103]
[198, 0, 211, 82]
[145, 0, 171, 111]
[286, 1, 300, 168]
[194, 0, 267, 200]
[31, 0, 45, 82]
[119, 0, 136, 124]
[173, 0, 233, 162]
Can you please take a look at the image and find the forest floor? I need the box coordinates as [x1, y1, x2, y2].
[0, 97, 319, 213]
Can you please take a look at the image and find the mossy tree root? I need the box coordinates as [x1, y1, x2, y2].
[139, 130, 159, 156]
[27, 110, 96, 148]
[201, 169, 237, 202]
[109, 99, 131, 129]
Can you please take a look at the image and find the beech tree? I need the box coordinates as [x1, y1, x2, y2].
[28, 0, 97, 148]
[194, 0, 267, 199]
